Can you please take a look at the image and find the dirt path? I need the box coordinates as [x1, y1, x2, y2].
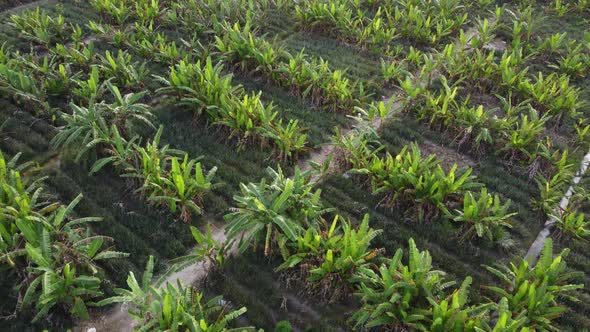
[524, 150, 590, 264]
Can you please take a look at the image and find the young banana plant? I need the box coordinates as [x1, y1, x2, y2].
[285, 214, 382, 302]
[225, 166, 325, 256]
[131, 128, 215, 223]
[0, 63, 47, 112]
[98, 50, 149, 89]
[450, 188, 516, 241]
[0, 155, 127, 322]
[484, 239, 583, 331]
[352, 238, 457, 330]
[9, 7, 69, 47]
[97, 255, 252, 331]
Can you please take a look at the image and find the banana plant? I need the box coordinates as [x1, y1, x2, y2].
[135, 0, 166, 24]
[42, 62, 79, 97]
[156, 57, 307, 158]
[484, 239, 583, 331]
[531, 152, 573, 215]
[332, 122, 381, 171]
[155, 57, 239, 118]
[353, 144, 479, 220]
[0, 63, 47, 112]
[215, 91, 278, 144]
[167, 0, 261, 33]
[517, 72, 581, 124]
[144, 155, 217, 222]
[72, 66, 103, 102]
[98, 50, 148, 89]
[225, 166, 326, 256]
[450, 188, 516, 241]
[52, 85, 154, 162]
[551, 43, 590, 78]
[574, 120, 590, 150]
[23, 261, 103, 322]
[0, 151, 52, 258]
[427, 277, 492, 331]
[106, 82, 155, 132]
[51, 100, 112, 162]
[51, 41, 97, 70]
[391, 0, 468, 45]
[0, 162, 127, 323]
[97, 255, 252, 331]
[171, 224, 233, 276]
[214, 21, 281, 75]
[273, 50, 359, 112]
[91, 0, 131, 26]
[294, 0, 354, 37]
[90, 125, 139, 175]
[476, 298, 528, 332]
[551, 209, 590, 240]
[9, 7, 69, 46]
[352, 238, 456, 330]
[454, 104, 495, 149]
[381, 58, 409, 87]
[262, 119, 308, 162]
[129, 127, 214, 222]
[505, 5, 537, 51]
[499, 110, 549, 165]
[291, 215, 382, 301]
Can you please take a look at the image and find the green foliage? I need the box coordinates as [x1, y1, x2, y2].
[552, 209, 590, 240]
[532, 152, 574, 215]
[427, 277, 491, 332]
[0, 150, 127, 322]
[164, 0, 264, 33]
[98, 50, 148, 89]
[274, 320, 292, 332]
[156, 57, 307, 158]
[135, 148, 217, 222]
[274, 49, 359, 112]
[353, 144, 480, 220]
[211, 15, 363, 112]
[123, 127, 217, 223]
[485, 239, 583, 331]
[155, 57, 238, 117]
[214, 21, 281, 74]
[98, 255, 252, 331]
[171, 224, 232, 276]
[225, 166, 326, 256]
[294, 0, 469, 48]
[450, 188, 516, 241]
[52, 83, 154, 162]
[0, 63, 47, 112]
[91, 0, 132, 26]
[72, 66, 104, 102]
[352, 238, 461, 330]
[9, 7, 69, 46]
[278, 214, 382, 302]
[517, 72, 581, 123]
[51, 41, 97, 71]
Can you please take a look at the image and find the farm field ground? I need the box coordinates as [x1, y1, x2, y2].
[1, 0, 590, 331]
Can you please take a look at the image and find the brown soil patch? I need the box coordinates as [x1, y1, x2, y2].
[420, 140, 476, 171]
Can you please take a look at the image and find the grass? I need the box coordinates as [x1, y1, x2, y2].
[208, 252, 354, 331]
